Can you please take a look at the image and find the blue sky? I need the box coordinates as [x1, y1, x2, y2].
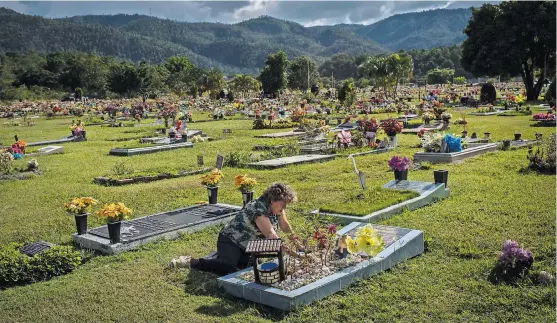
[1, 1, 500, 26]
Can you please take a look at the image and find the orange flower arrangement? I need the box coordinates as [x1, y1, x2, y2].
[234, 175, 257, 192]
[64, 197, 98, 215]
[200, 169, 223, 188]
[96, 202, 132, 223]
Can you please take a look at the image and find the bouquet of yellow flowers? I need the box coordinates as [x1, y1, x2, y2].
[64, 197, 98, 215]
[200, 169, 223, 188]
[346, 224, 384, 257]
[234, 174, 257, 192]
[96, 202, 133, 223]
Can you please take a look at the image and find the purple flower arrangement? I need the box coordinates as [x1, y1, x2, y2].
[489, 240, 534, 285]
[388, 156, 411, 172]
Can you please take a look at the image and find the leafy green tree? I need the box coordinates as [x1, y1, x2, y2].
[229, 74, 260, 96]
[338, 78, 355, 106]
[206, 67, 224, 99]
[358, 53, 413, 98]
[318, 54, 358, 81]
[287, 56, 320, 91]
[461, 1, 556, 100]
[453, 76, 467, 84]
[108, 62, 140, 96]
[426, 68, 454, 84]
[258, 50, 288, 95]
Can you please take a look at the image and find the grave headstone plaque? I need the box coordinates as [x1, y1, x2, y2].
[215, 154, 224, 170]
[223, 129, 232, 134]
[197, 155, 204, 166]
[20, 241, 54, 256]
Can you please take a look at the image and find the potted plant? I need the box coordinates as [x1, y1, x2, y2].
[380, 118, 403, 147]
[64, 197, 98, 235]
[440, 112, 452, 123]
[96, 202, 133, 244]
[201, 169, 223, 204]
[421, 111, 435, 125]
[388, 156, 411, 181]
[234, 174, 258, 207]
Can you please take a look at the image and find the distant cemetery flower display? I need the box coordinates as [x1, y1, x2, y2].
[380, 118, 403, 136]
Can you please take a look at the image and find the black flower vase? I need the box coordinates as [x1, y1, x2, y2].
[242, 191, 254, 207]
[208, 186, 219, 204]
[74, 213, 88, 235]
[433, 170, 449, 187]
[107, 221, 122, 244]
[514, 133, 522, 141]
[394, 170, 408, 181]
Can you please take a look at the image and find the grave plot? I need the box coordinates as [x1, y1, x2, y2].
[255, 131, 305, 138]
[468, 110, 504, 116]
[26, 134, 86, 147]
[73, 203, 241, 254]
[314, 180, 449, 224]
[25, 145, 64, 156]
[109, 142, 193, 156]
[140, 130, 205, 144]
[218, 222, 424, 311]
[401, 122, 446, 134]
[247, 154, 335, 169]
[93, 167, 211, 186]
[413, 142, 499, 164]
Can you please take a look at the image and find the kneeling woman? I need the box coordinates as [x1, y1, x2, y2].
[169, 183, 298, 275]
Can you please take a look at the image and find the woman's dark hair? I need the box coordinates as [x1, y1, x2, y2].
[261, 183, 297, 204]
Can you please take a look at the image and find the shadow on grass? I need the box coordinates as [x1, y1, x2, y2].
[164, 268, 288, 321]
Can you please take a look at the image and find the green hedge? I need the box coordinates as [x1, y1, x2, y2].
[0, 243, 82, 289]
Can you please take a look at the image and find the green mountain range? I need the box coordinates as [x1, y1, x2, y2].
[0, 7, 472, 74]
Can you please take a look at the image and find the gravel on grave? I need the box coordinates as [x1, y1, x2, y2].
[239, 252, 369, 291]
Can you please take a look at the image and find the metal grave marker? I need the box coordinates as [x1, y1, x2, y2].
[20, 241, 55, 256]
[197, 155, 204, 166]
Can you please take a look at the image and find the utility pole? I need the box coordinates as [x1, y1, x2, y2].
[307, 61, 310, 93]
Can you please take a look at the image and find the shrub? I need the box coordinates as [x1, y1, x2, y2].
[223, 151, 252, 168]
[524, 134, 556, 174]
[0, 244, 82, 289]
[480, 83, 497, 103]
[488, 240, 533, 285]
[252, 118, 265, 129]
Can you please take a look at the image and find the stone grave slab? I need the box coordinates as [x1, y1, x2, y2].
[255, 131, 305, 138]
[468, 110, 503, 116]
[218, 222, 424, 311]
[313, 180, 450, 224]
[510, 139, 537, 148]
[413, 142, 498, 164]
[401, 122, 445, 134]
[109, 142, 193, 156]
[26, 145, 64, 156]
[73, 203, 242, 254]
[26, 135, 85, 147]
[247, 154, 335, 169]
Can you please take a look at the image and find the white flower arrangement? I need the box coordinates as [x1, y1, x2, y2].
[420, 132, 444, 152]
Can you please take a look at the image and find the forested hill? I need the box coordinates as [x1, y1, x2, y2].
[0, 7, 472, 74]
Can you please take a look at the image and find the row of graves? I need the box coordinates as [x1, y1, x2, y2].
[3, 87, 549, 311]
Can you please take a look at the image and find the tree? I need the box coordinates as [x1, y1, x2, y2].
[426, 68, 454, 84]
[229, 74, 260, 97]
[461, 1, 556, 101]
[453, 76, 467, 84]
[338, 78, 355, 106]
[287, 56, 320, 91]
[206, 67, 224, 100]
[258, 50, 288, 95]
[358, 53, 413, 99]
[546, 77, 555, 105]
[108, 62, 140, 96]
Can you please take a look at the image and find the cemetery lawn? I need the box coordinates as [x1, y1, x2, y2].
[0, 113, 555, 322]
[319, 188, 419, 216]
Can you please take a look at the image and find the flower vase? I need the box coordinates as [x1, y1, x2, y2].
[242, 191, 254, 207]
[207, 186, 219, 204]
[424, 119, 430, 125]
[394, 169, 408, 181]
[74, 213, 89, 235]
[388, 135, 398, 148]
[107, 221, 122, 244]
[514, 133, 521, 141]
[433, 170, 449, 187]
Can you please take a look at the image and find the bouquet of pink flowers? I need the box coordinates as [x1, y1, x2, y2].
[388, 156, 411, 171]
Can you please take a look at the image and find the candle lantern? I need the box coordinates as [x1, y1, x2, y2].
[245, 239, 285, 285]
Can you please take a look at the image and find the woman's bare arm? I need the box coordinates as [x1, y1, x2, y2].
[255, 216, 279, 239]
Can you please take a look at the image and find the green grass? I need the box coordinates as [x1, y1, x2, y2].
[0, 111, 555, 322]
[319, 188, 419, 216]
